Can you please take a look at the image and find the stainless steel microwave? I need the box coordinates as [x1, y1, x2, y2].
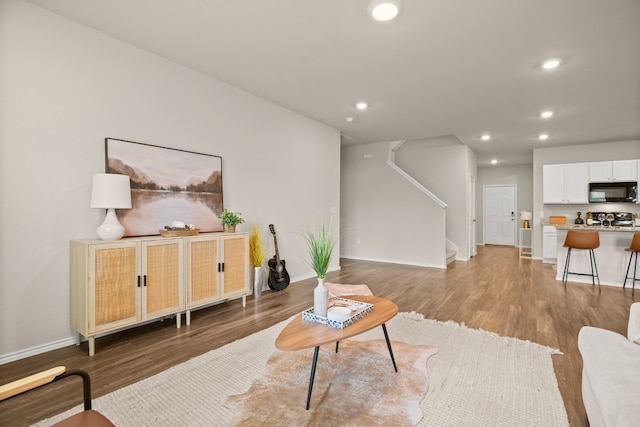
[589, 182, 637, 203]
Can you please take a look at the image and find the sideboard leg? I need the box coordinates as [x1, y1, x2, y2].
[88, 337, 95, 356]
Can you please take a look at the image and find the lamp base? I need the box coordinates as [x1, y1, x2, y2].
[97, 208, 125, 240]
[522, 220, 530, 229]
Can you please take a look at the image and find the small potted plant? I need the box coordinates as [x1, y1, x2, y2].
[220, 209, 244, 233]
[300, 218, 337, 317]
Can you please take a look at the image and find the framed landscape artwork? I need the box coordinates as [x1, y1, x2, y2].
[105, 138, 223, 236]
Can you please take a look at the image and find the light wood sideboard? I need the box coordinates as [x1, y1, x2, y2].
[71, 232, 249, 355]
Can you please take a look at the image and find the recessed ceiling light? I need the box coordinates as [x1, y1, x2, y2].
[540, 110, 554, 119]
[345, 116, 354, 123]
[356, 101, 369, 110]
[368, 1, 403, 21]
[538, 133, 550, 140]
[541, 58, 561, 70]
[481, 134, 491, 141]
[491, 159, 498, 164]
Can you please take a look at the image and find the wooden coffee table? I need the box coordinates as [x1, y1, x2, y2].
[275, 295, 399, 409]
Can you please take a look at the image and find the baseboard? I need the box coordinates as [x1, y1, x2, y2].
[289, 265, 341, 284]
[0, 337, 76, 365]
[341, 255, 446, 269]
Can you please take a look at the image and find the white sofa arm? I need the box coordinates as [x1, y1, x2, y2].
[629, 302, 640, 344]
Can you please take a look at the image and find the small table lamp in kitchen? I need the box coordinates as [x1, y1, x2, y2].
[520, 211, 532, 229]
[90, 173, 132, 240]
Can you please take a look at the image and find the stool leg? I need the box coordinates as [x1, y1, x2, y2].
[588, 249, 595, 287]
[563, 248, 572, 284]
[624, 252, 634, 289]
[633, 252, 637, 295]
[589, 249, 600, 288]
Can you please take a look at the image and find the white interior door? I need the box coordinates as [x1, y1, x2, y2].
[484, 185, 516, 246]
[469, 175, 477, 256]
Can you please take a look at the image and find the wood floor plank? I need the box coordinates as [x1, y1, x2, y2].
[1, 245, 638, 426]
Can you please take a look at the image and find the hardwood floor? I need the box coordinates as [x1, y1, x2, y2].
[1, 245, 638, 426]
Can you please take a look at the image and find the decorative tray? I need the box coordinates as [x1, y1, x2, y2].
[159, 229, 200, 237]
[302, 297, 373, 329]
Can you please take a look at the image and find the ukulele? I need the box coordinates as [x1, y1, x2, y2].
[268, 224, 290, 291]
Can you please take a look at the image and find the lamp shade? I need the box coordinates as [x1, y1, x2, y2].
[90, 174, 132, 209]
[520, 211, 533, 221]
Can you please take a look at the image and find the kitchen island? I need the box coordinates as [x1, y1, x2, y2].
[551, 224, 639, 288]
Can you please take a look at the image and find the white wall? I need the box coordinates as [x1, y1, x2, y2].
[0, 1, 340, 360]
[340, 142, 446, 267]
[477, 164, 534, 244]
[532, 140, 640, 258]
[394, 138, 476, 260]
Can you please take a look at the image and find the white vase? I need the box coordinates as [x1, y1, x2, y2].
[253, 267, 262, 299]
[314, 278, 328, 317]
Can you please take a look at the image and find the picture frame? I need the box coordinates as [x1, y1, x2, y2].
[105, 138, 223, 236]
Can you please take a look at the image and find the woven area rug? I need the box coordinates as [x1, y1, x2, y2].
[35, 312, 569, 426]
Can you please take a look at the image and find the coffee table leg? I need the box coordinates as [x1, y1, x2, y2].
[381, 323, 398, 372]
[306, 346, 320, 410]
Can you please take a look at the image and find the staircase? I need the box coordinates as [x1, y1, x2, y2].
[446, 250, 457, 265]
[387, 141, 451, 268]
[446, 239, 458, 265]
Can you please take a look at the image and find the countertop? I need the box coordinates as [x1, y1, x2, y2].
[543, 222, 639, 232]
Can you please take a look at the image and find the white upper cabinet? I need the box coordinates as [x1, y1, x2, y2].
[543, 163, 589, 204]
[613, 161, 637, 181]
[564, 163, 589, 203]
[589, 160, 637, 182]
[543, 164, 566, 204]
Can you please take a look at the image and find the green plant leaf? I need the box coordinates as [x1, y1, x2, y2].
[300, 218, 337, 279]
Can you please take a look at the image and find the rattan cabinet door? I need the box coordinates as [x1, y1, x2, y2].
[141, 238, 184, 320]
[89, 242, 140, 333]
[221, 234, 249, 298]
[186, 235, 220, 308]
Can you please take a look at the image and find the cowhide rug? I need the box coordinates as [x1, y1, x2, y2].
[227, 339, 438, 426]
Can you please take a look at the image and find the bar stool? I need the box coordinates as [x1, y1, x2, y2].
[623, 232, 640, 295]
[562, 229, 600, 288]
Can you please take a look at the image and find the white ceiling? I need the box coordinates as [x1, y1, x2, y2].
[27, 0, 640, 166]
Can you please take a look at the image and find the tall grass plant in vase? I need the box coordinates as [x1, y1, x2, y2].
[249, 225, 266, 299]
[300, 218, 337, 317]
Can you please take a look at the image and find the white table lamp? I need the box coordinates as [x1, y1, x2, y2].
[90, 173, 132, 240]
[520, 211, 533, 229]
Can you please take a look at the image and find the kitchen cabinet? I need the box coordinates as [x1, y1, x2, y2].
[589, 160, 637, 182]
[185, 233, 249, 324]
[71, 237, 184, 355]
[542, 225, 558, 264]
[543, 163, 589, 204]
